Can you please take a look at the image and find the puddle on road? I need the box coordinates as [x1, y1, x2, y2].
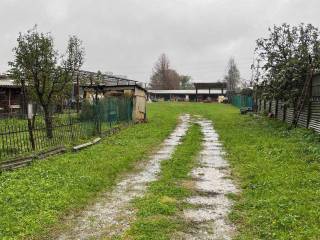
[57, 115, 191, 240]
[181, 118, 239, 240]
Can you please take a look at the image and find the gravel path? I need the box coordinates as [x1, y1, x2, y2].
[180, 118, 239, 240]
[57, 114, 191, 240]
[56, 115, 238, 240]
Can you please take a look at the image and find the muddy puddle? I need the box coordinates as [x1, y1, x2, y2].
[181, 118, 238, 240]
[57, 114, 191, 240]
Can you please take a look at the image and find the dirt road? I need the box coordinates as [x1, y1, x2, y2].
[57, 115, 191, 240]
[57, 115, 238, 240]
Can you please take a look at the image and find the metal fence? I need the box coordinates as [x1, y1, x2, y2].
[256, 98, 320, 133]
[0, 96, 133, 161]
[231, 95, 253, 109]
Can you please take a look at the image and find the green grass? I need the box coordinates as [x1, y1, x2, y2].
[2, 102, 320, 239]
[123, 123, 202, 240]
[0, 105, 180, 239]
[148, 102, 320, 240]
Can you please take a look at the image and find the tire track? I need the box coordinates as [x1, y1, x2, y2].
[57, 114, 190, 240]
[181, 118, 239, 240]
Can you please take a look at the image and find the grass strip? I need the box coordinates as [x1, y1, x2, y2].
[123, 123, 202, 240]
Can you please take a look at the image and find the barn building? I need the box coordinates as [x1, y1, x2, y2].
[149, 82, 227, 102]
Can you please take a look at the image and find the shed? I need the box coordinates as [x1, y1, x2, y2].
[82, 83, 147, 122]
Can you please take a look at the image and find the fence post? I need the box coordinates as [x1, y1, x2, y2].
[307, 100, 312, 128]
[268, 101, 272, 113]
[259, 99, 261, 112]
[69, 111, 75, 141]
[275, 100, 278, 118]
[27, 116, 35, 151]
[283, 104, 286, 122]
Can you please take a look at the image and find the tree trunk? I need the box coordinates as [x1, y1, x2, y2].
[76, 74, 80, 113]
[43, 107, 53, 139]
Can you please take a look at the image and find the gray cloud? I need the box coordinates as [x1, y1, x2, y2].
[1, 0, 320, 83]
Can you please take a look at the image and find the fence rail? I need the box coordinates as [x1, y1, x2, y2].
[0, 96, 133, 161]
[257, 98, 320, 133]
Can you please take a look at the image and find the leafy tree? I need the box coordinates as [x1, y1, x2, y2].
[9, 26, 85, 138]
[224, 57, 240, 95]
[150, 54, 180, 89]
[240, 88, 253, 96]
[180, 75, 194, 89]
[254, 23, 320, 104]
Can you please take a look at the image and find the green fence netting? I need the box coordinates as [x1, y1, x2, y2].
[0, 96, 133, 161]
[231, 95, 253, 109]
[81, 96, 133, 133]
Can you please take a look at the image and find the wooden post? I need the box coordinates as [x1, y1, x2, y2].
[307, 79, 313, 128]
[27, 117, 35, 151]
[275, 100, 279, 118]
[307, 100, 312, 128]
[8, 88, 11, 114]
[268, 100, 271, 113]
[76, 74, 80, 113]
[196, 88, 198, 102]
[283, 104, 286, 122]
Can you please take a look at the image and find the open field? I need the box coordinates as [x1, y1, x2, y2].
[1, 102, 320, 239]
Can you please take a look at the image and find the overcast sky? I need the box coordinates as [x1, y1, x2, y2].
[1, 0, 320, 83]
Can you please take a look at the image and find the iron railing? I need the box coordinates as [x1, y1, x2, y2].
[0, 96, 133, 161]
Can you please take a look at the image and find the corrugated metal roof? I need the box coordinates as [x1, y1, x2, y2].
[193, 82, 227, 89]
[0, 79, 18, 87]
[148, 89, 223, 94]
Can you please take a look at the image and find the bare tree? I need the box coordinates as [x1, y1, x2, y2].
[67, 36, 85, 113]
[224, 57, 240, 93]
[150, 54, 180, 89]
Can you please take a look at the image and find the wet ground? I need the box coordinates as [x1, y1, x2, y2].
[57, 115, 238, 240]
[180, 118, 238, 240]
[57, 114, 191, 240]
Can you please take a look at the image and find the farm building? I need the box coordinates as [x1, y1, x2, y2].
[0, 71, 147, 122]
[149, 82, 227, 102]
